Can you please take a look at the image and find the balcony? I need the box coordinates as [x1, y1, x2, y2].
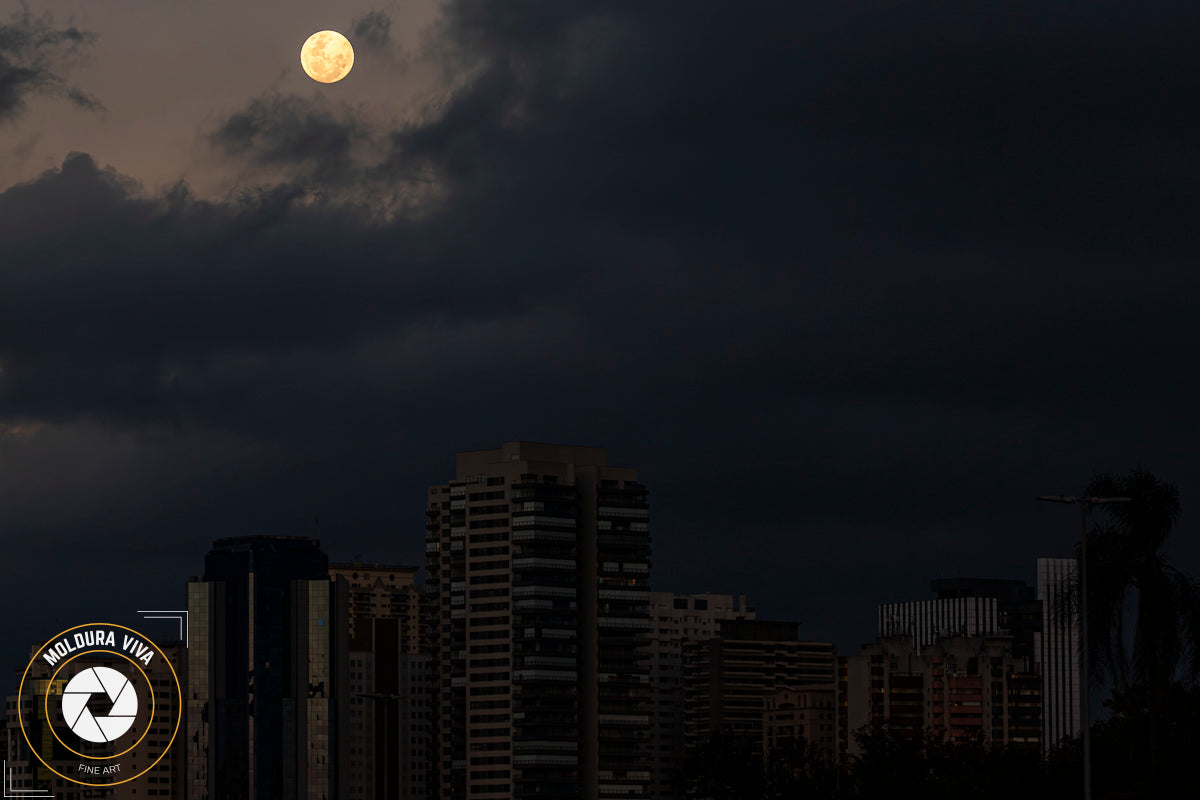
[513, 558, 576, 571]
[514, 669, 579, 682]
[512, 514, 577, 529]
[598, 507, 650, 519]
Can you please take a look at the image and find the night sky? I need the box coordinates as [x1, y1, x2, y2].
[2, 0, 1199, 684]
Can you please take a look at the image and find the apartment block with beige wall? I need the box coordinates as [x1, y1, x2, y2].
[682, 619, 836, 759]
[329, 562, 429, 800]
[331, 562, 422, 649]
[763, 685, 837, 762]
[647, 592, 754, 800]
[838, 634, 1041, 758]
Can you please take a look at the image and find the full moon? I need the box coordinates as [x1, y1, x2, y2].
[301, 30, 354, 83]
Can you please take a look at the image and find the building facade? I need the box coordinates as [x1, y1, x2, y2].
[425, 442, 652, 800]
[930, 578, 1042, 668]
[762, 685, 837, 763]
[186, 535, 349, 800]
[329, 563, 429, 800]
[879, 577, 1043, 669]
[878, 597, 1000, 654]
[330, 562, 422, 647]
[682, 620, 835, 756]
[1035, 557, 1081, 753]
[839, 634, 1041, 758]
[647, 592, 754, 800]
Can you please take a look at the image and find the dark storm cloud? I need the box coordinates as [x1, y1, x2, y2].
[3, 0, 1200, 666]
[3, 0, 1198, 497]
[0, 7, 101, 120]
[211, 91, 367, 181]
[352, 10, 394, 50]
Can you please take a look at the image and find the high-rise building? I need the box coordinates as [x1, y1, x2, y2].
[879, 578, 1043, 669]
[424, 442, 652, 800]
[839, 634, 1041, 758]
[331, 562, 422, 645]
[878, 578, 1046, 671]
[930, 578, 1043, 668]
[343, 622, 430, 800]
[1035, 557, 1080, 753]
[647, 592, 755, 800]
[186, 535, 350, 800]
[117, 641, 187, 799]
[395, 653, 431, 800]
[329, 562, 429, 800]
[682, 620, 835, 756]
[878, 597, 1000, 653]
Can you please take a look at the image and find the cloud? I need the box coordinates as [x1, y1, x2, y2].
[0, 149, 580, 430]
[2, 0, 1200, 671]
[4, 0, 1199, 463]
[352, 10, 394, 50]
[6, 1, 1200, 414]
[210, 91, 369, 180]
[0, 6, 101, 122]
[0, 418, 264, 532]
[205, 86, 439, 214]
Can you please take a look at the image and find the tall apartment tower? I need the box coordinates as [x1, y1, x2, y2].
[186, 536, 350, 800]
[1035, 557, 1081, 753]
[425, 442, 652, 800]
[647, 592, 755, 800]
[329, 563, 429, 800]
[682, 620, 836, 756]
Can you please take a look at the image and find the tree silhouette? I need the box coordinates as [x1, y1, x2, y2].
[682, 729, 764, 800]
[762, 735, 841, 799]
[1074, 468, 1200, 792]
[847, 722, 1050, 800]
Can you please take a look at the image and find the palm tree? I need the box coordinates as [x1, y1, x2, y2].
[1073, 468, 1200, 792]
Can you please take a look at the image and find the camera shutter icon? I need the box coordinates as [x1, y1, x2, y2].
[61, 667, 138, 743]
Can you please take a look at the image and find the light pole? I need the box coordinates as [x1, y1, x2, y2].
[1037, 494, 1130, 800]
[358, 691, 403, 799]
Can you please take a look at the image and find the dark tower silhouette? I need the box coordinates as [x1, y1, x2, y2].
[186, 535, 349, 800]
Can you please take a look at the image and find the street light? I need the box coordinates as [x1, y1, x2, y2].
[358, 691, 403, 799]
[1036, 494, 1130, 800]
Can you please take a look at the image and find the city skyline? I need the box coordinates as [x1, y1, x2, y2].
[4, 452, 1179, 800]
[3, 516, 1092, 799]
[1, 440, 1132, 708]
[3, 0, 1199, 757]
[0, 439, 1133, 682]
